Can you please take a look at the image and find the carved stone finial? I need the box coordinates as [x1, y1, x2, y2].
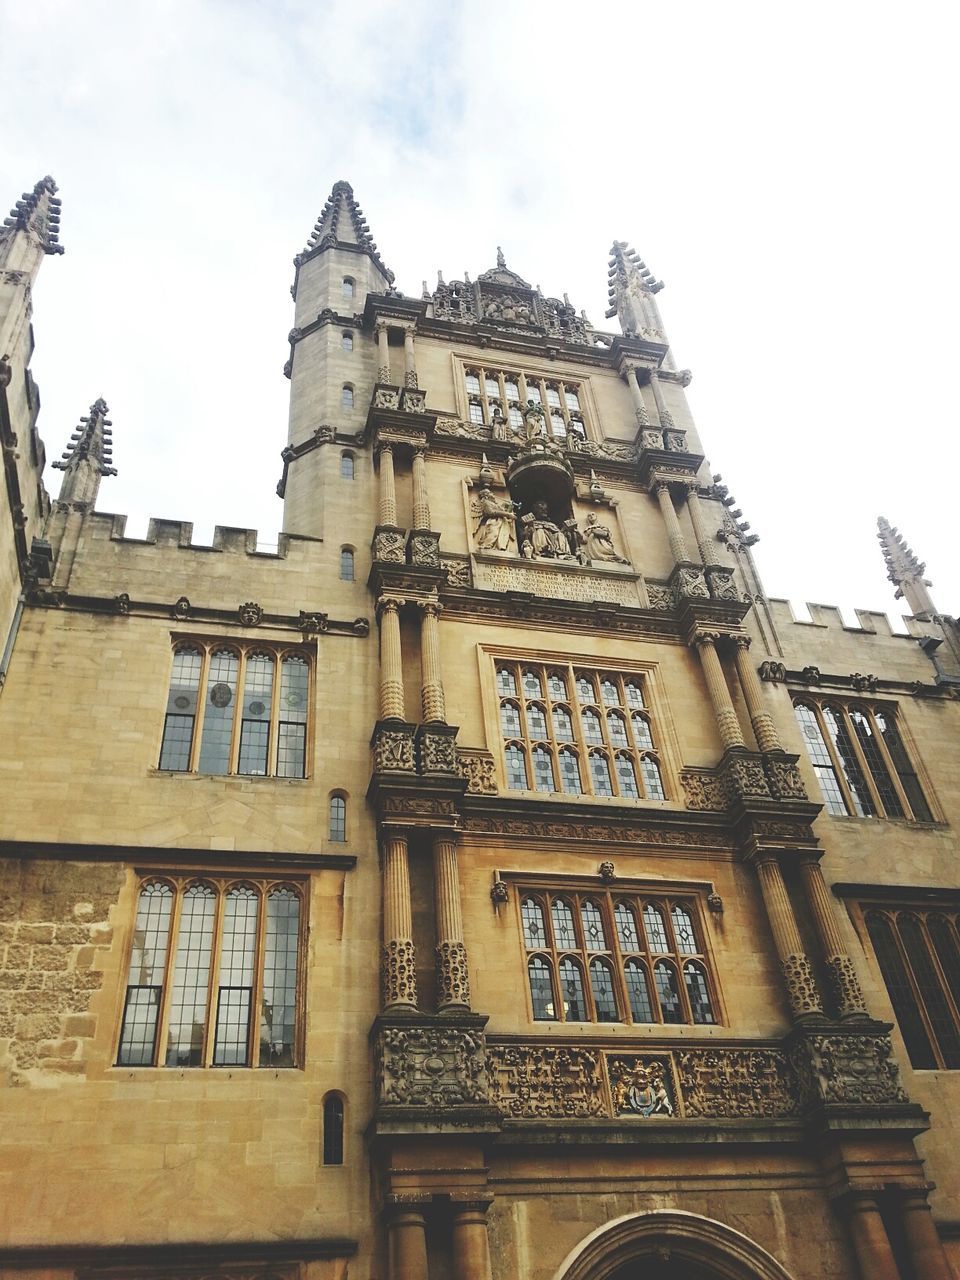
[51, 397, 117, 507]
[877, 515, 938, 617]
[301, 179, 395, 283]
[496, 245, 506, 269]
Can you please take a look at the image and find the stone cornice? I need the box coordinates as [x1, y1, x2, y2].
[276, 424, 362, 496]
[759, 660, 959, 702]
[437, 586, 687, 640]
[0, 1239, 358, 1270]
[0, 839, 357, 872]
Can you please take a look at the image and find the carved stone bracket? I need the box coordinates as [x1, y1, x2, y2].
[680, 769, 729, 811]
[373, 384, 402, 411]
[706, 567, 741, 603]
[373, 722, 417, 773]
[671, 562, 710, 604]
[457, 748, 498, 794]
[722, 752, 773, 801]
[682, 751, 808, 812]
[374, 1017, 490, 1108]
[763, 755, 808, 801]
[441, 556, 472, 589]
[400, 387, 427, 414]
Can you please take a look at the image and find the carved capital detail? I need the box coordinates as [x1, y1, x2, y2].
[418, 727, 458, 775]
[373, 529, 406, 564]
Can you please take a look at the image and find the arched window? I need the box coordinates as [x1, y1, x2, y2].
[601, 679, 621, 706]
[522, 669, 542, 698]
[496, 667, 517, 695]
[341, 384, 354, 410]
[640, 757, 665, 800]
[323, 1094, 345, 1165]
[683, 961, 715, 1024]
[238, 652, 275, 777]
[159, 646, 203, 771]
[653, 959, 683, 1024]
[624, 958, 654, 1022]
[504, 743, 528, 790]
[643, 903, 670, 952]
[607, 711, 629, 747]
[117, 881, 173, 1065]
[329, 794, 346, 842]
[528, 956, 555, 1020]
[580, 900, 607, 951]
[559, 957, 587, 1021]
[576, 674, 595, 703]
[821, 705, 874, 816]
[581, 709, 603, 744]
[166, 882, 217, 1065]
[198, 649, 240, 776]
[341, 331, 353, 351]
[552, 705, 574, 741]
[625, 681, 645, 710]
[277, 655, 309, 779]
[500, 701, 522, 737]
[531, 745, 555, 793]
[551, 898, 577, 950]
[631, 712, 653, 749]
[521, 897, 547, 949]
[260, 885, 301, 1067]
[213, 885, 260, 1065]
[615, 753, 640, 799]
[547, 671, 567, 700]
[339, 547, 354, 581]
[526, 702, 548, 739]
[341, 277, 354, 299]
[671, 905, 698, 954]
[590, 959, 619, 1022]
[589, 752, 614, 796]
[615, 902, 641, 952]
[558, 748, 582, 795]
[340, 451, 355, 479]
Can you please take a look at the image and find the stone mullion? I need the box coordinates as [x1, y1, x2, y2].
[753, 852, 824, 1020]
[155, 885, 186, 1067]
[451, 1198, 494, 1280]
[377, 444, 398, 528]
[381, 830, 418, 1010]
[403, 328, 417, 388]
[377, 598, 406, 722]
[434, 834, 471, 1010]
[411, 447, 431, 530]
[376, 322, 390, 384]
[798, 855, 869, 1017]
[897, 1190, 954, 1280]
[201, 887, 228, 1068]
[418, 602, 446, 723]
[694, 635, 746, 751]
[843, 1193, 902, 1280]
[654, 481, 690, 564]
[733, 637, 783, 753]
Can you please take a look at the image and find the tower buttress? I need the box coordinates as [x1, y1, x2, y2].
[52, 398, 117, 509]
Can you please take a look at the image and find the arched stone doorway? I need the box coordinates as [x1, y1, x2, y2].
[553, 1211, 797, 1280]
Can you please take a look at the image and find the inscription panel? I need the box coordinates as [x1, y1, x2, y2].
[474, 557, 642, 606]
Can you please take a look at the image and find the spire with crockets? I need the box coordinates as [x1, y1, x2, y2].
[877, 516, 938, 618]
[300, 179, 394, 284]
[605, 241, 665, 341]
[0, 176, 63, 261]
[52, 398, 117, 508]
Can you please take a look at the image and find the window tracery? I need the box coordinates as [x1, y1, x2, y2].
[462, 364, 588, 440]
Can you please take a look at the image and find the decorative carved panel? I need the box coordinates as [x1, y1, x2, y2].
[376, 1023, 490, 1107]
[473, 558, 642, 606]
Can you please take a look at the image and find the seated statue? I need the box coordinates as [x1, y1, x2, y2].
[579, 511, 629, 564]
[521, 501, 575, 560]
[475, 488, 517, 552]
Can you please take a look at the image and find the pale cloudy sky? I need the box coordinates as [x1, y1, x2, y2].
[3, 0, 958, 624]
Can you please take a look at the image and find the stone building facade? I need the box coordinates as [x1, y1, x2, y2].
[1, 177, 959, 1280]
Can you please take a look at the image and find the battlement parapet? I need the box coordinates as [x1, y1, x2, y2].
[83, 512, 325, 560]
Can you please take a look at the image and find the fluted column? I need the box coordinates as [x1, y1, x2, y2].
[655, 481, 690, 563]
[376, 321, 390, 383]
[798, 855, 869, 1017]
[387, 1201, 429, 1280]
[694, 634, 746, 751]
[685, 485, 712, 564]
[452, 1199, 494, 1280]
[381, 829, 417, 1010]
[844, 1193, 901, 1280]
[412, 447, 431, 529]
[624, 365, 650, 427]
[377, 598, 406, 721]
[419, 601, 446, 723]
[377, 443, 397, 528]
[733, 636, 783, 753]
[434, 833, 470, 1010]
[898, 1190, 953, 1280]
[753, 850, 824, 1019]
[648, 369, 674, 428]
[404, 328, 418, 388]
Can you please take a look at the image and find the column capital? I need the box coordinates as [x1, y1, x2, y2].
[692, 629, 722, 649]
[375, 440, 395, 458]
[418, 599, 443, 619]
[374, 318, 391, 336]
[377, 595, 405, 619]
[734, 633, 752, 651]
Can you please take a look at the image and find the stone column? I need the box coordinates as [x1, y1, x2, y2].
[376, 321, 390, 384]
[624, 365, 650, 427]
[404, 328, 418, 389]
[377, 443, 398, 528]
[381, 829, 417, 1010]
[419, 601, 446, 723]
[898, 1190, 954, 1280]
[843, 1193, 901, 1280]
[377, 598, 406, 721]
[694, 633, 746, 751]
[434, 833, 470, 1010]
[753, 850, 824, 1019]
[798, 855, 869, 1017]
[412, 447, 431, 530]
[451, 1199, 494, 1280]
[733, 636, 783, 753]
[387, 1200, 430, 1280]
[655, 481, 690, 563]
[648, 369, 674, 428]
[685, 485, 712, 565]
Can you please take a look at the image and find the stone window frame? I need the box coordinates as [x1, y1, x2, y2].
[115, 873, 307, 1071]
[513, 878, 720, 1028]
[158, 639, 313, 780]
[856, 901, 960, 1071]
[455, 355, 595, 442]
[489, 656, 668, 803]
[792, 697, 934, 823]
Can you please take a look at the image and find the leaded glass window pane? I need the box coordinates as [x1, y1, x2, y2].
[341, 332, 353, 351]
[340, 452, 354, 478]
[671, 905, 698, 954]
[631, 713, 653, 749]
[607, 712, 628, 747]
[582, 709, 603, 744]
[497, 667, 517, 695]
[590, 960, 619, 1022]
[576, 675, 594, 703]
[508, 406, 523, 428]
[485, 377, 500, 399]
[277, 656, 308, 779]
[118, 882, 173, 1066]
[329, 795, 346, 841]
[643, 903, 669, 952]
[559, 957, 587, 1020]
[850, 710, 903, 817]
[899, 915, 960, 1068]
[160, 648, 202, 771]
[625, 959, 654, 1022]
[684, 961, 715, 1024]
[580, 901, 607, 951]
[589, 753, 614, 796]
[198, 650, 239, 776]
[529, 957, 555, 1020]
[640, 757, 666, 800]
[526, 384, 541, 405]
[469, 400, 484, 424]
[323, 1095, 344, 1164]
[526, 703, 548, 738]
[552, 706, 575, 741]
[505, 380, 520, 400]
[546, 387, 561, 408]
[505, 744, 528, 790]
[550, 413, 566, 438]
[532, 746, 555, 792]
[822, 706, 874, 816]
[615, 902, 641, 952]
[166, 883, 216, 1066]
[341, 385, 353, 409]
[521, 897, 547, 949]
[340, 547, 354, 580]
[551, 898, 577, 950]
[238, 653, 274, 776]
[565, 390, 581, 410]
[601, 679, 620, 706]
[876, 712, 933, 822]
[928, 915, 960, 1015]
[794, 703, 849, 816]
[654, 960, 683, 1024]
[259, 887, 300, 1067]
[547, 672, 567, 700]
[558, 749, 582, 795]
[625, 681, 645, 709]
[522, 670, 542, 698]
[465, 373, 481, 394]
[615, 754, 639, 799]
[213, 886, 259, 1066]
[500, 701, 522, 737]
[866, 912, 936, 1069]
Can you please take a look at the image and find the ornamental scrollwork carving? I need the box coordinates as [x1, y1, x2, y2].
[791, 1032, 907, 1107]
[441, 557, 472, 588]
[673, 566, 710, 601]
[706, 568, 741, 602]
[418, 730, 458, 775]
[488, 1045, 605, 1118]
[646, 584, 675, 611]
[680, 770, 729, 811]
[436, 941, 471, 1007]
[764, 757, 808, 801]
[457, 750, 498, 795]
[381, 939, 418, 1009]
[722, 754, 772, 800]
[824, 955, 868, 1017]
[675, 1048, 800, 1118]
[780, 954, 824, 1017]
[374, 387, 401, 410]
[374, 530, 406, 563]
[409, 533, 441, 568]
[374, 727, 416, 773]
[376, 1024, 489, 1107]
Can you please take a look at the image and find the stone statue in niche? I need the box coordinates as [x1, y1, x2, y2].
[521, 501, 576, 561]
[483, 293, 535, 326]
[474, 488, 518, 552]
[578, 511, 629, 565]
[523, 399, 546, 438]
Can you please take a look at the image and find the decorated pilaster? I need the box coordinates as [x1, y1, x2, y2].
[403, 327, 417, 389]
[751, 850, 824, 1020]
[418, 599, 445, 723]
[693, 632, 746, 751]
[797, 854, 868, 1018]
[654, 481, 690, 563]
[732, 636, 783, 753]
[411, 446, 430, 531]
[376, 321, 391, 384]
[433, 833, 471, 1010]
[381, 828, 417, 1010]
[377, 597, 406, 722]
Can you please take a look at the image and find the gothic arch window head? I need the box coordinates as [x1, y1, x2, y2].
[341, 331, 353, 351]
[329, 793, 346, 842]
[340, 451, 355, 479]
[323, 1093, 345, 1165]
[339, 546, 355, 581]
[341, 277, 354, 299]
[341, 384, 354, 410]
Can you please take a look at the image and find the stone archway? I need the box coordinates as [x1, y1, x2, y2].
[553, 1211, 797, 1280]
